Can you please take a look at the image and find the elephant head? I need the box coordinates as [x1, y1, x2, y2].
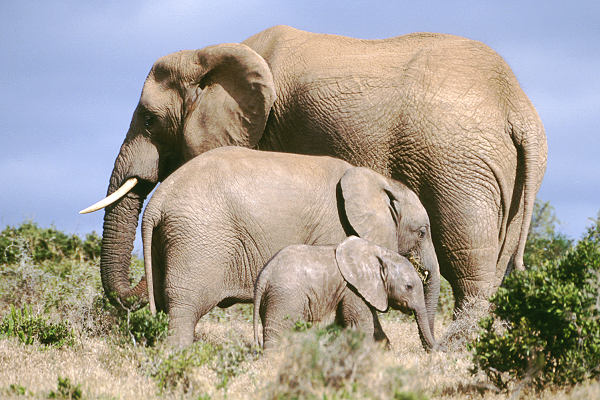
[80, 44, 276, 309]
[339, 167, 440, 337]
[336, 236, 437, 351]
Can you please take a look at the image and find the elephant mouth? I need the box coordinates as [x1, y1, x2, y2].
[407, 251, 429, 284]
[392, 300, 411, 315]
[157, 153, 180, 182]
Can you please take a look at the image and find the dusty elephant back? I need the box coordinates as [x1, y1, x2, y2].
[246, 26, 536, 170]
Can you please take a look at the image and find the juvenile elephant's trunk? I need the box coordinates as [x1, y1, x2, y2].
[101, 181, 153, 310]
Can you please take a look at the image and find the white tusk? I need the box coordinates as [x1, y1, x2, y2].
[79, 177, 138, 214]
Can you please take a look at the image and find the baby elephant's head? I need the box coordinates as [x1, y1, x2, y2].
[335, 236, 436, 351]
[384, 258, 426, 314]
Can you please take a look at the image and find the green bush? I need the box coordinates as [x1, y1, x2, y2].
[212, 335, 257, 389]
[0, 221, 101, 264]
[0, 304, 74, 348]
[145, 342, 218, 392]
[524, 200, 573, 267]
[0, 222, 146, 338]
[471, 215, 600, 390]
[48, 376, 83, 399]
[119, 307, 169, 347]
[5, 383, 30, 397]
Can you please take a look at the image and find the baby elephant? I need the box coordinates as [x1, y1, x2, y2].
[253, 236, 437, 351]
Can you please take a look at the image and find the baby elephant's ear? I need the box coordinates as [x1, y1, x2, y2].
[335, 236, 388, 312]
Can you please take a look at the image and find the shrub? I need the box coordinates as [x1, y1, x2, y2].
[267, 324, 425, 399]
[0, 304, 74, 348]
[212, 335, 257, 389]
[144, 342, 218, 392]
[471, 215, 600, 390]
[5, 383, 30, 397]
[524, 199, 573, 267]
[0, 221, 101, 264]
[0, 222, 145, 339]
[48, 376, 83, 400]
[119, 307, 169, 347]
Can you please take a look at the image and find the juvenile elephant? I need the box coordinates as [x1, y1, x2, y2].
[253, 236, 436, 351]
[141, 147, 439, 346]
[82, 25, 546, 313]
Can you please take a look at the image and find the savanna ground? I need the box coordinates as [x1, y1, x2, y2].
[0, 200, 599, 399]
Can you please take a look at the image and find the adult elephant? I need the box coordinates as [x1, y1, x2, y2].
[82, 25, 546, 313]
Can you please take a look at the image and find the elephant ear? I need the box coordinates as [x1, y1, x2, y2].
[176, 43, 276, 160]
[340, 167, 400, 253]
[335, 236, 388, 312]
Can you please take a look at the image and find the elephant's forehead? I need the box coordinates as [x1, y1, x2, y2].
[140, 81, 179, 112]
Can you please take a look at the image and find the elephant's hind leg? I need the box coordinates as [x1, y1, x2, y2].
[163, 259, 225, 347]
[261, 293, 306, 350]
[166, 292, 221, 347]
[430, 192, 501, 312]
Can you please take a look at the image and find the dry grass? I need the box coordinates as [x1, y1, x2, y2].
[1, 304, 598, 399]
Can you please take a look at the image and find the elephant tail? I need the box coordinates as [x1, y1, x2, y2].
[510, 110, 547, 271]
[141, 205, 161, 315]
[253, 275, 265, 349]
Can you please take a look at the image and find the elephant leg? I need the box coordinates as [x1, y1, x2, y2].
[432, 199, 500, 312]
[163, 255, 223, 347]
[167, 309, 199, 347]
[261, 298, 306, 350]
[443, 246, 497, 311]
[336, 290, 382, 342]
[166, 291, 220, 347]
[371, 309, 391, 347]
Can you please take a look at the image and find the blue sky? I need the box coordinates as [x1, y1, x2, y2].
[1, 1, 598, 252]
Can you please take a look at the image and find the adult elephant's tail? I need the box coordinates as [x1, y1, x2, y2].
[253, 276, 266, 349]
[510, 109, 548, 271]
[142, 205, 161, 315]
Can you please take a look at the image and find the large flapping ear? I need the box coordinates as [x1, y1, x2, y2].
[172, 44, 276, 159]
[335, 236, 388, 312]
[340, 167, 399, 252]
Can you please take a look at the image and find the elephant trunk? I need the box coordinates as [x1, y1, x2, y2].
[100, 179, 153, 310]
[414, 304, 437, 352]
[422, 239, 441, 339]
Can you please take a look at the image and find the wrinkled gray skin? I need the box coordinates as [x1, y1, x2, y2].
[253, 236, 436, 351]
[99, 25, 546, 315]
[142, 147, 439, 346]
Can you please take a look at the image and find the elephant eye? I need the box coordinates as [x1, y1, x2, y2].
[418, 227, 427, 239]
[144, 113, 155, 128]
